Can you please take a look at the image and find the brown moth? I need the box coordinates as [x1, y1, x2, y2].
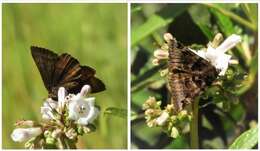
[166, 35, 219, 112]
[31, 46, 105, 100]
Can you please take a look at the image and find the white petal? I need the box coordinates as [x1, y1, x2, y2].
[76, 107, 99, 125]
[189, 48, 206, 59]
[58, 87, 67, 110]
[68, 101, 79, 120]
[80, 85, 91, 97]
[216, 54, 232, 76]
[216, 34, 241, 53]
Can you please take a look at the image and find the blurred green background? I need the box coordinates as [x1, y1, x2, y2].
[3, 4, 127, 149]
[131, 3, 258, 149]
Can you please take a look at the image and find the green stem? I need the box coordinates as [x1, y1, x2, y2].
[190, 99, 199, 149]
[203, 3, 256, 31]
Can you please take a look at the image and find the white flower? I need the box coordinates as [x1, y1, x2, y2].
[68, 85, 99, 125]
[193, 34, 241, 76]
[41, 98, 58, 120]
[11, 127, 42, 142]
[155, 111, 169, 126]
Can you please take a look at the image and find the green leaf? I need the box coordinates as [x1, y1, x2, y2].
[210, 8, 235, 36]
[131, 4, 190, 46]
[229, 127, 258, 149]
[104, 107, 127, 119]
[131, 5, 142, 14]
[188, 4, 214, 39]
[240, 3, 258, 27]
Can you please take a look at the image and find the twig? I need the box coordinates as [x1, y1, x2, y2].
[190, 98, 199, 149]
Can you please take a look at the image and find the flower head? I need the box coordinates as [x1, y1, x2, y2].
[195, 34, 241, 75]
[68, 85, 99, 125]
[11, 127, 42, 142]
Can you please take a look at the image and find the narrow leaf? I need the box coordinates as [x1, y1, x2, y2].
[131, 4, 190, 46]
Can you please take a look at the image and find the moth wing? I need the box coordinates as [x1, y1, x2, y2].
[31, 46, 58, 91]
[169, 72, 201, 111]
[53, 53, 82, 85]
[80, 66, 106, 93]
[168, 46, 218, 112]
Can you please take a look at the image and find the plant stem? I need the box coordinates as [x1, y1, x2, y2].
[190, 99, 199, 149]
[203, 3, 256, 31]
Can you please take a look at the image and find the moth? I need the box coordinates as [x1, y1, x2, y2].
[166, 36, 219, 112]
[31, 46, 105, 100]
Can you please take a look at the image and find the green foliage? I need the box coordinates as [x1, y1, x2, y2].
[131, 3, 258, 149]
[229, 127, 258, 149]
[3, 4, 127, 149]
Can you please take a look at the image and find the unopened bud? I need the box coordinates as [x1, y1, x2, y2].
[83, 124, 96, 133]
[163, 33, 174, 43]
[143, 97, 157, 109]
[170, 127, 179, 138]
[154, 49, 169, 59]
[155, 111, 169, 126]
[152, 58, 160, 66]
[178, 110, 188, 120]
[44, 130, 51, 138]
[160, 68, 169, 77]
[165, 104, 174, 113]
[65, 128, 77, 140]
[46, 137, 56, 144]
[147, 119, 157, 128]
[51, 129, 62, 138]
[161, 43, 169, 50]
[211, 33, 224, 48]
[15, 120, 35, 127]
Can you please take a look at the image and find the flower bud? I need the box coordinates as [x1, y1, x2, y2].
[46, 137, 56, 144]
[58, 87, 67, 112]
[155, 111, 169, 126]
[83, 124, 96, 134]
[160, 68, 168, 77]
[147, 119, 157, 128]
[15, 120, 35, 127]
[211, 33, 223, 48]
[170, 127, 179, 138]
[44, 130, 51, 138]
[143, 97, 157, 110]
[163, 33, 174, 43]
[165, 104, 174, 113]
[51, 129, 62, 138]
[154, 49, 169, 59]
[11, 127, 42, 142]
[161, 43, 169, 50]
[152, 58, 159, 66]
[65, 128, 77, 140]
[178, 110, 188, 120]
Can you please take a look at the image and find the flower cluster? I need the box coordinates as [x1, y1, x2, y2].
[143, 97, 192, 138]
[11, 85, 99, 149]
[148, 33, 241, 138]
[153, 33, 241, 76]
